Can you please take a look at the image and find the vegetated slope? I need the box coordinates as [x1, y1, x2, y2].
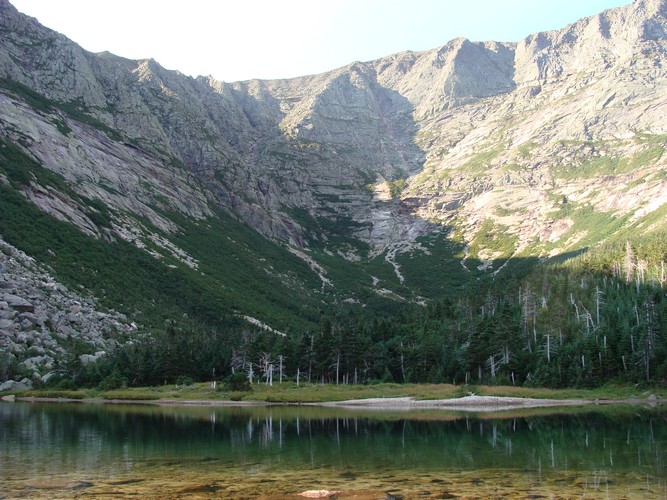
[0, 0, 666, 386]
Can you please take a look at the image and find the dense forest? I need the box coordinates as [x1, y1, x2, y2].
[56, 234, 667, 390]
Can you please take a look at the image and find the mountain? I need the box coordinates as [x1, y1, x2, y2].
[0, 0, 666, 385]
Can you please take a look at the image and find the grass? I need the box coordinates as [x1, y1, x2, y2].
[551, 139, 664, 181]
[543, 203, 631, 254]
[456, 145, 505, 175]
[517, 141, 539, 159]
[551, 156, 626, 180]
[467, 219, 518, 261]
[6, 383, 665, 403]
[14, 389, 92, 399]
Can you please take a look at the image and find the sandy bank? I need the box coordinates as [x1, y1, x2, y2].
[315, 395, 595, 412]
[6, 394, 663, 412]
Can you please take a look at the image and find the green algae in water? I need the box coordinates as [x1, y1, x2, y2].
[1, 402, 666, 498]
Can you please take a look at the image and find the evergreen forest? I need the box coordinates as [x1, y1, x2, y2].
[67, 236, 667, 390]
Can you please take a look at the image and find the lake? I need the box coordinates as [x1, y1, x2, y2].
[1, 401, 665, 498]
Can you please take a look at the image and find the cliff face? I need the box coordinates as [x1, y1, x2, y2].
[0, 1, 666, 310]
[2, 1, 666, 261]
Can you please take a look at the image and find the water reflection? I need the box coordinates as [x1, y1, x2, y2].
[1, 402, 666, 498]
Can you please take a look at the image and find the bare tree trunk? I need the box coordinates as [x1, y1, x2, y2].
[625, 241, 635, 282]
[308, 335, 313, 383]
[595, 286, 604, 327]
[570, 294, 580, 322]
[336, 353, 340, 385]
[546, 334, 551, 363]
[400, 342, 406, 383]
[260, 353, 272, 385]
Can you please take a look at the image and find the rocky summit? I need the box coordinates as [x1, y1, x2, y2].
[0, 0, 666, 380]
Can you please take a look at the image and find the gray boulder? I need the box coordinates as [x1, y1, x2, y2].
[0, 379, 31, 392]
[0, 294, 35, 313]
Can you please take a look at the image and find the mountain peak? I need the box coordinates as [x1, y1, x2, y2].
[636, 0, 667, 13]
[0, 0, 665, 265]
[1, 0, 667, 382]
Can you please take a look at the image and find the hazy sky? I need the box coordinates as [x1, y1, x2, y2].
[12, 0, 630, 82]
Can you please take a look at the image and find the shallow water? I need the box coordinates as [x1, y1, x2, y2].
[1, 401, 665, 498]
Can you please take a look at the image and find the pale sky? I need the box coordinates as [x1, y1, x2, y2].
[12, 0, 630, 82]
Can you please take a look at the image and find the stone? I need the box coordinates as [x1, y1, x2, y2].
[26, 345, 46, 356]
[0, 294, 35, 313]
[0, 318, 15, 333]
[0, 380, 30, 392]
[20, 318, 34, 330]
[79, 353, 99, 365]
[66, 312, 81, 324]
[20, 356, 52, 372]
[18, 312, 39, 324]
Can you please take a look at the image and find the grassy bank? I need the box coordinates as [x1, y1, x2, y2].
[4, 382, 666, 404]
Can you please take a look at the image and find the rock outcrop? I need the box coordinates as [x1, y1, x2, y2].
[0, 236, 136, 382]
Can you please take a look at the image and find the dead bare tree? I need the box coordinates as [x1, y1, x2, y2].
[259, 352, 272, 385]
[278, 354, 285, 384]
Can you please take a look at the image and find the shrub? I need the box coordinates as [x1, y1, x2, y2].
[229, 392, 245, 401]
[97, 370, 127, 391]
[224, 371, 252, 392]
[54, 378, 78, 390]
[176, 375, 194, 387]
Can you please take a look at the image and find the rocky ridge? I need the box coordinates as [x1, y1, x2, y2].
[0, 0, 667, 378]
[0, 0, 665, 257]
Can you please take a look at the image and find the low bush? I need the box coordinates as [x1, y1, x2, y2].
[225, 371, 252, 392]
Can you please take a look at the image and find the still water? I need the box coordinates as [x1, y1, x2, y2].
[1, 401, 665, 499]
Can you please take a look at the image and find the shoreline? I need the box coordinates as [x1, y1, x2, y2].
[310, 394, 664, 411]
[4, 394, 664, 412]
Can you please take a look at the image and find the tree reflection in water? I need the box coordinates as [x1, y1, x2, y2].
[1, 402, 665, 498]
